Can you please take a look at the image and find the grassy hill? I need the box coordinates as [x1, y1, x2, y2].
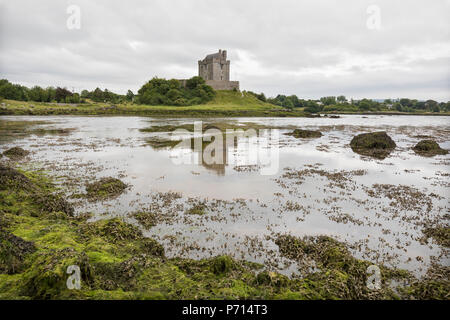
[0, 91, 306, 117]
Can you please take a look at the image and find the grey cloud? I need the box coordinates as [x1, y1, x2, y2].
[0, 0, 449, 100]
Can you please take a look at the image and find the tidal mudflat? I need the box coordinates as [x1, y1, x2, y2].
[0, 114, 449, 298]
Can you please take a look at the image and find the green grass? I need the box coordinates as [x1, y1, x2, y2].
[0, 91, 306, 117]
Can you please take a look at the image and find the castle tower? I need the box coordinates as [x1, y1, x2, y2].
[198, 49, 239, 91]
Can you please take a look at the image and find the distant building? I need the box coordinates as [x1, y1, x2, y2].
[198, 50, 239, 91]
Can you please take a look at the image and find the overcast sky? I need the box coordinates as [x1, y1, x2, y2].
[0, 0, 449, 100]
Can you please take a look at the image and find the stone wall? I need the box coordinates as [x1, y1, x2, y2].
[205, 80, 239, 91]
[177, 79, 239, 91]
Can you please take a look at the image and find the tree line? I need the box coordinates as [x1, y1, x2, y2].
[1, 78, 448, 112]
[245, 91, 450, 113]
[0, 77, 215, 106]
[0, 79, 82, 103]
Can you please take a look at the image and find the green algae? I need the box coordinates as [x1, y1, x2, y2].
[285, 129, 322, 139]
[85, 177, 128, 200]
[0, 165, 448, 300]
[186, 203, 208, 215]
[422, 226, 450, 247]
[274, 234, 414, 299]
[131, 211, 158, 229]
[144, 138, 182, 149]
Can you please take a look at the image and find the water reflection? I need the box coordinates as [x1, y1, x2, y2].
[169, 127, 279, 176]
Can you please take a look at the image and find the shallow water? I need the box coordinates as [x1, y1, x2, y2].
[1, 114, 449, 276]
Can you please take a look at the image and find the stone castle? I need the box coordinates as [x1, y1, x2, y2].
[178, 50, 239, 91]
[197, 50, 239, 91]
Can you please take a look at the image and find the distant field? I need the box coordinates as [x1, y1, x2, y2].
[1, 91, 448, 117]
[0, 91, 306, 117]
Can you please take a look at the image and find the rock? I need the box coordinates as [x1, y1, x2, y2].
[350, 131, 396, 159]
[412, 140, 448, 157]
[211, 255, 233, 275]
[0, 228, 36, 274]
[140, 238, 165, 257]
[22, 248, 94, 299]
[285, 129, 322, 139]
[32, 193, 75, 217]
[0, 164, 35, 191]
[256, 271, 273, 285]
[3, 146, 30, 159]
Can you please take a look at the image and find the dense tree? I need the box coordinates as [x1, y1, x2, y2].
[246, 91, 267, 103]
[303, 100, 322, 113]
[320, 96, 336, 106]
[55, 87, 72, 102]
[81, 90, 90, 98]
[255, 92, 266, 102]
[126, 90, 134, 101]
[137, 76, 215, 106]
[267, 94, 305, 109]
[399, 98, 413, 108]
[357, 99, 372, 111]
[425, 100, 438, 111]
[337, 95, 347, 103]
[0, 79, 28, 101]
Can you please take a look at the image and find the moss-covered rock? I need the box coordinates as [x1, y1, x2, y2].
[0, 165, 74, 218]
[85, 177, 127, 200]
[211, 255, 234, 275]
[21, 248, 94, 299]
[0, 165, 36, 191]
[350, 131, 396, 159]
[139, 238, 165, 257]
[255, 271, 288, 287]
[0, 228, 36, 274]
[413, 140, 448, 157]
[286, 129, 322, 139]
[274, 234, 407, 299]
[255, 271, 272, 285]
[3, 147, 30, 159]
[32, 193, 74, 217]
[77, 218, 143, 243]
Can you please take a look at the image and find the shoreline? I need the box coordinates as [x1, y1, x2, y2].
[1, 106, 449, 118]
